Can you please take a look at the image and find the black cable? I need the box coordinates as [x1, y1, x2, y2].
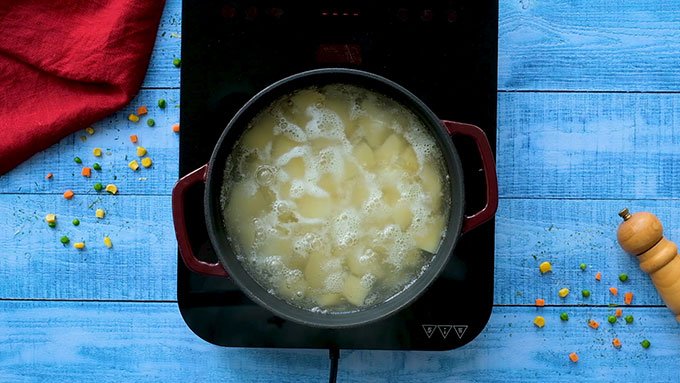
[328, 347, 340, 383]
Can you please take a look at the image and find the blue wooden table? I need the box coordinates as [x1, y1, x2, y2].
[2, 1, 680, 381]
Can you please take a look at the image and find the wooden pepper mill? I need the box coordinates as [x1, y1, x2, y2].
[617, 208, 680, 322]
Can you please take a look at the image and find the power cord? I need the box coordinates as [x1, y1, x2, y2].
[328, 347, 340, 383]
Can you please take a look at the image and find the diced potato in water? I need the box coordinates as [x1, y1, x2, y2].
[271, 135, 299, 160]
[346, 248, 385, 279]
[291, 89, 325, 109]
[420, 161, 443, 198]
[375, 133, 407, 165]
[228, 181, 272, 220]
[314, 293, 343, 307]
[342, 159, 359, 180]
[342, 274, 371, 306]
[398, 146, 419, 173]
[392, 202, 413, 230]
[353, 141, 375, 168]
[350, 181, 369, 208]
[414, 215, 446, 253]
[241, 116, 276, 151]
[277, 273, 308, 300]
[305, 252, 340, 289]
[359, 118, 391, 149]
[283, 157, 305, 179]
[222, 84, 450, 312]
[295, 194, 332, 219]
[318, 173, 339, 198]
[381, 184, 400, 206]
[259, 235, 293, 258]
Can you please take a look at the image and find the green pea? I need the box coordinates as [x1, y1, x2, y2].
[619, 273, 629, 282]
[74, 156, 82, 164]
[93, 163, 102, 171]
[72, 218, 80, 226]
[625, 315, 634, 324]
[607, 315, 617, 324]
[172, 58, 181, 67]
[158, 99, 167, 108]
[48, 221, 56, 228]
[641, 339, 650, 349]
[60, 236, 70, 245]
[582, 289, 591, 298]
[94, 183, 103, 192]
[559, 312, 569, 321]
[579, 263, 587, 271]
[146, 118, 155, 127]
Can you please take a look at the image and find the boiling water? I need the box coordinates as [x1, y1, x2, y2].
[220, 84, 450, 313]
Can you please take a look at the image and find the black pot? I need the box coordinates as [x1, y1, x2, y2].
[172, 68, 497, 328]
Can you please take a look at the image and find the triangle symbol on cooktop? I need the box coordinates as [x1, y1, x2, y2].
[453, 325, 468, 339]
[422, 324, 437, 338]
[438, 325, 453, 339]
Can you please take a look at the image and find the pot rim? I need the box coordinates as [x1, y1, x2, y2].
[203, 68, 465, 328]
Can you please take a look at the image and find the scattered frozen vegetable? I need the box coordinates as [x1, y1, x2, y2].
[63, 190, 75, 200]
[141, 157, 152, 168]
[128, 114, 140, 122]
[539, 261, 552, 274]
[73, 242, 85, 250]
[158, 99, 167, 108]
[558, 288, 570, 298]
[533, 316, 545, 328]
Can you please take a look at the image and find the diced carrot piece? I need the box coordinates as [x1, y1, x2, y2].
[535, 298, 545, 307]
[130, 134, 138, 143]
[569, 352, 579, 363]
[612, 338, 622, 349]
[172, 123, 180, 133]
[615, 308, 623, 317]
[45, 173, 53, 179]
[81, 167, 91, 177]
[609, 287, 618, 296]
[63, 190, 75, 200]
[595, 272, 602, 281]
[624, 292, 633, 305]
[137, 106, 148, 115]
[588, 319, 599, 329]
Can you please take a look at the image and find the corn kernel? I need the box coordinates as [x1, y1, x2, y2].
[558, 288, 570, 298]
[93, 148, 102, 157]
[128, 114, 140, 122]
[103, 236, 113, 248]
[95, 209, 105, 219]
[74, 242, 85, 250]
[45, 214, 57, 223]
[105, 184, 118, 194]
[86, 127, 95, 135]
[533, 316, 545, 328]
[128, 160, 140, 171]
[141, 157, 153, 168]
[539, 261, 552, 274]
[136, 146, 147, 156]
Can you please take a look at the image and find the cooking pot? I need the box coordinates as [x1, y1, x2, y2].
[172, 68, 498, 328]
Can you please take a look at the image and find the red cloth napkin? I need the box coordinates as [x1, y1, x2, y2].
[0, 0, 166, 175]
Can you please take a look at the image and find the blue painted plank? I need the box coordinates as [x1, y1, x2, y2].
[0, 195, 176, 300]
[1, 192, 672, 305]
[499, 0, 680, 91]
[0, 89, 180, 196]
[0, 302, 678, 382]
[140, 0, 181, 89]
[497, 92, 680, 199]
[494, 198, 680, 307]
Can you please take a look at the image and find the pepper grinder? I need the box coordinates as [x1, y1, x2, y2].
[617, 208, 680, 322]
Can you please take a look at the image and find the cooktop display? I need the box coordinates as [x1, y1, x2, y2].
[178, 0, 498, 350]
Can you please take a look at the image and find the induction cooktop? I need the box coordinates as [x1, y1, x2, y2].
[177, 0, 498, 351]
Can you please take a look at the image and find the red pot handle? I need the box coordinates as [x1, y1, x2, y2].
[172, 164, 228, 277]
[442, 120, 499, 234]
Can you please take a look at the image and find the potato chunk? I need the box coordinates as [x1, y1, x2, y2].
[375, 133, 407, 165]
[414, 215, 446, 253]
[283, 157, 305, 179]
[392, 202, 413, 230]
[353, 141, 375, 168]
[342, 274, 370, 306]
[295, 194, 332, 219]
[271, 135, 299, 160]
[314, 293, 343, 307]
[346, 248, 385, 279]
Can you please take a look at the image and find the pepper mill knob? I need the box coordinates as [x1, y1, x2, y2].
[617, 208, 680, 322]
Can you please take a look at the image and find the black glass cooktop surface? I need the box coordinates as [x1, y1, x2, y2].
[178, 0, 497, 350]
